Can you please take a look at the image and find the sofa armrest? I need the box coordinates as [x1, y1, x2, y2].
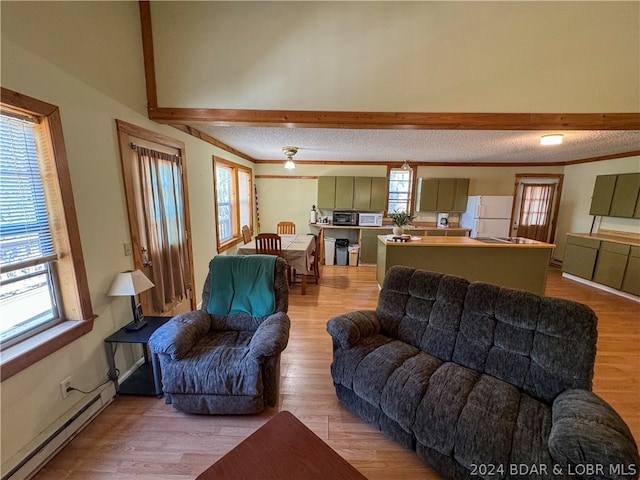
[549, 389, 639, 480]
[249, 312, 291, 359]
[148, 310, 211, 360]
[326, 310, 381, 350]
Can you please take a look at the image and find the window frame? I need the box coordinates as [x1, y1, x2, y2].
[386, 164, 417, 215]
[213, 156, 253, 253]
[0, 88, 95, 382]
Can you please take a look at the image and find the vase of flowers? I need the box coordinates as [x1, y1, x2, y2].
[388, 209, 416, 236]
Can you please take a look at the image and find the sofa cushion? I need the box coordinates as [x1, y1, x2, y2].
[331, 334, 392, 389]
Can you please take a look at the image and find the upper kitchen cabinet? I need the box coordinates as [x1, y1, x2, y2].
[417, 178, 469, 212]
[318, 176, 388, 211]
[335, 177, 355, 209]
[610, 173, 640, 218]
[589, 173, 640, 218]
[317, 176, 336, 209]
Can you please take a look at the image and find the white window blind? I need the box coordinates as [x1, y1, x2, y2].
[0, 115, 56, 272]
[0, 113, 59, 345]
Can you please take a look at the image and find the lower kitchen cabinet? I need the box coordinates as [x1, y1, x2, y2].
[562, 235, 600, 280]
[592, 241, 631, 289]
[360, 228, 392, 264]
[622, 247, 640, 296]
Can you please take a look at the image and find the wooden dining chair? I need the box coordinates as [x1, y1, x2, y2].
[241, 225, 251, 244]
[255, 233, 282, 256]
[255, 233, 291, 283]
[277, 221, 296, 235]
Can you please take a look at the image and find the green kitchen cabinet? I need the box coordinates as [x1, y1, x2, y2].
[353, 177, 372, 210]
[417, 178, 469, 212]
[589, 175, 617, 216]
[335, 177, 355, 209]
[621, 247, 640, 296]
[317, 176, 336, 209]
[370, 177, 388, 211]
[609, 173, 640, 218]
[562, 235, 601, 280]
[426, 229, 447, 236]
[593, 241, 631, 289]
[360, 228, 392, 263]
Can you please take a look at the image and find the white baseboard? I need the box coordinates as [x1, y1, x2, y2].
[2, 382, 116, 480]
[562, 272, 640, 303]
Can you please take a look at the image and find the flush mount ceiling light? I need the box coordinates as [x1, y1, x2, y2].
[283, 146, 298, 169]
[400, 160, 411, 171]
[540, 134, 564, 146]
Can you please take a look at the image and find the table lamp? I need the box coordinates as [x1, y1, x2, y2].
[108, 269, 155, 331]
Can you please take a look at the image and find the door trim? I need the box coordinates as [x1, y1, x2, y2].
[512, 173, 564, 243]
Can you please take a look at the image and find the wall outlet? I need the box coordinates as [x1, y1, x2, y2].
[61, 377, 72, 398]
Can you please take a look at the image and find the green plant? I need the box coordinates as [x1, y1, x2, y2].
[388, 209, 416, 226]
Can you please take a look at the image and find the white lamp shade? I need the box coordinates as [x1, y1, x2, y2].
[108, 269, 154, 296]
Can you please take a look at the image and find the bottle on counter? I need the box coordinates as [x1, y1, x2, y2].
[310, 205, 317, 224]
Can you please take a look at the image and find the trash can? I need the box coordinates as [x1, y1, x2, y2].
[324, 237, 336, 265]
[348, 245, 360, 267]
[335, 239, 349, 265]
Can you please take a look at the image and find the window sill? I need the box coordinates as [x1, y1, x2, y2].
[218, 236, 243, 253]
[0, 317, 96, 382]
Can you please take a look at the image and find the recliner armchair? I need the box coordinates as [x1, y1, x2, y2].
[149, 255, 290, 414]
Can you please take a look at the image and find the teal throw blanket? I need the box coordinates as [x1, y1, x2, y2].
[206, 255, 277, 317]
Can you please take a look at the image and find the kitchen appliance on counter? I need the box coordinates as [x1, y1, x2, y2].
[333, 210, 359, 226]
[460, 195, 514, 238]
[437, 213, 449, 228]
[358, 213, 383, 227]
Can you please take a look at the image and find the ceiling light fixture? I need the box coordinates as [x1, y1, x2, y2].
[540, 134, 564, 146]
[283, 146, 298, 169]
[400, 160, 411, 171]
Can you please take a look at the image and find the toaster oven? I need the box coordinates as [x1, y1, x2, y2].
[332, 211, 358, 226]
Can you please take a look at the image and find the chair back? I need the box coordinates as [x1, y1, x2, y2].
[277, 221, 296, 235]
[241, 225, 251, 244]
[255, 233, 283, 256]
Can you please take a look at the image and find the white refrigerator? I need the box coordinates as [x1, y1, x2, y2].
[460, 195, 514, 238]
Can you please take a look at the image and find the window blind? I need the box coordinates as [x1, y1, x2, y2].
[0, 114, 56, 273]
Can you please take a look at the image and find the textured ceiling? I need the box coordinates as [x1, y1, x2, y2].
[197, 125, 640, 164]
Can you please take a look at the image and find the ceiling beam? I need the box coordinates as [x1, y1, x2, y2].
[149, 107, 640, 130]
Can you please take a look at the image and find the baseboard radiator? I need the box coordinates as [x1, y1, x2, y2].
[3, 382, 116, 480]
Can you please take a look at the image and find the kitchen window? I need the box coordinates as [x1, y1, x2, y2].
[213, 157, 253, 252]
[0, 88, 95, 380]
[387, 165, 416, 214]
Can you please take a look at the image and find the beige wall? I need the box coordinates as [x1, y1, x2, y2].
[151, 1, 639, 112]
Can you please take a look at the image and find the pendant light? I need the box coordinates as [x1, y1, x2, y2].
[283, 146, 298, 169]
[400, 160, 411, 170]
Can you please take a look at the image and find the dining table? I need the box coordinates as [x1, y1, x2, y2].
[238, 234, 316, 295]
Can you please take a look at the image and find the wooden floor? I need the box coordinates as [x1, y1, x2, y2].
[35, 266, 639, 480]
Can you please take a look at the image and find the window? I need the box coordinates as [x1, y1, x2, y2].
[213, 157, 253, 252]
[387, 165, 416, 214]
[0, 88, 95, 381]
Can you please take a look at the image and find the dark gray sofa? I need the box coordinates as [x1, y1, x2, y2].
[149, 256, 290, 414]
[327, 266, 639, 479]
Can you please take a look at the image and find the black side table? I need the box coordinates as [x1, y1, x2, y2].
[104, 315, 171, 398]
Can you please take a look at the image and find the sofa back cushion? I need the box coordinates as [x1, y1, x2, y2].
[376, 266, 598, 404]
[376, 266, 469, 359]
[456, 282, 597, 403]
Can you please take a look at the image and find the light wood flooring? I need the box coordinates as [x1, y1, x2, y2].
[35, 266, 639, 480]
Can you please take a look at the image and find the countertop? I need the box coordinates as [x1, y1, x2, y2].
[567, 230, 640, 247]
[378, 235, 555, 248]
[311, 223, 470, 231]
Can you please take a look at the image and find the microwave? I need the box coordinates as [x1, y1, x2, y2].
[358, 213, 383, 227]
[333, 210, 358, 226]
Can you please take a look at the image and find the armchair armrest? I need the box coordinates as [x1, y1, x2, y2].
[249, 312, 291, 359]
[326, 310, 381, 350]
[149, 310, 211, 360]
[549, 389, 639, 480]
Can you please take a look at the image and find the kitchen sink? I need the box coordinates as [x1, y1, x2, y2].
[475, 237, 538, 244]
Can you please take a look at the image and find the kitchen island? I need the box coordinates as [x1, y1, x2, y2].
[377, 235, 555, 295]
